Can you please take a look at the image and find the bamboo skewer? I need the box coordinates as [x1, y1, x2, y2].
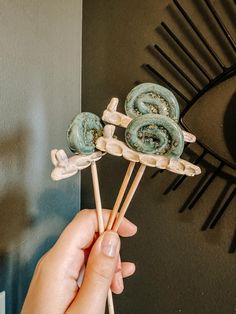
[91, 161, 104, 234]
[90, 161, 115, 314]
[106, 161, 136, 230]
[112, 164, 146, 232]
[107, 289, 114, 314]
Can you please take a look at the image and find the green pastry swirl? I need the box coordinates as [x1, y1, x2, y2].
[67, 112, 104, 155]
[125, 114, 184, 158]
[125, 83, 180, 122]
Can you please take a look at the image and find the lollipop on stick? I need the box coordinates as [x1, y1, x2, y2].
[51, 112, 115, 314]
[99, 83, 201, 231]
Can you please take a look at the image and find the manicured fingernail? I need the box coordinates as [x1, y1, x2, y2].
[101, 232, 119, 257]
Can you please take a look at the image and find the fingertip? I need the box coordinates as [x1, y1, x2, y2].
[121, 262, 136, 278]
[112, 286, 124, 295]
[118, 218, 138, 237]
[129, 223, 138, 235]
[111, 271, 124, 295]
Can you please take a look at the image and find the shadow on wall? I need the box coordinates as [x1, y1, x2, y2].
[0, 189, 28, 252]
[0, 127, 29, 252]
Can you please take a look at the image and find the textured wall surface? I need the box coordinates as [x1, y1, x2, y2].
[0, 1, 82, 312]
[82, 1, 236, 313]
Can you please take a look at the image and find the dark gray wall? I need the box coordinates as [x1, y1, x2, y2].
[82, 1, 236, 313]
[0, 1, 82, 313]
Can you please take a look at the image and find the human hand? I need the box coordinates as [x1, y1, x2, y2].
[21, 209, 137, 314]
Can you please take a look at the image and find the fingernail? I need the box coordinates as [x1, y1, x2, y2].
[101, 232, 119, 257]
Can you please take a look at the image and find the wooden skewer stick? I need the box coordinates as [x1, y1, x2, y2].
[91, 161, 104, 234]
[107, 289, 114, 314]
[112, 164, 146, 232]
[106, 161, 136, 230]
[90, 161, 115, 314]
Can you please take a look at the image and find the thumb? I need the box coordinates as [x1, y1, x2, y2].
[67, 231, 120, 314]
